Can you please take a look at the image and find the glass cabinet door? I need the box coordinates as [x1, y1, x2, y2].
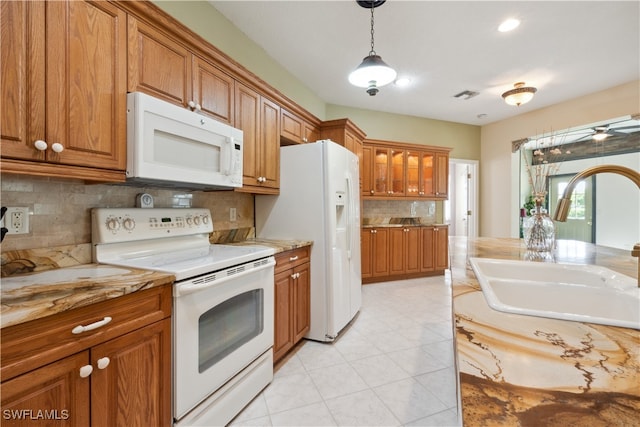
[406, 151, 420, 196]
[391, 150, 405, 196]
[374, 147, 389, 195]
[421, 152, 435, 196]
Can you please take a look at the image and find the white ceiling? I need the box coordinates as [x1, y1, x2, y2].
[210, 1, 639, 126]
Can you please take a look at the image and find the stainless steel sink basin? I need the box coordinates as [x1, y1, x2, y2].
[469, 258, 640, 329]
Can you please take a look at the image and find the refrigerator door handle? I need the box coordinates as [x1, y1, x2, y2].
[346, 175, 353, 260]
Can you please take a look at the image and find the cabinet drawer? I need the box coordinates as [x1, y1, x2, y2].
[1, 285, 172, 381]
[275, 246, 310, 274]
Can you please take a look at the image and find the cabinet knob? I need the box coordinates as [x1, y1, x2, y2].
[79, 365, 93, 378]
[370, 190, 374, 194]
[34, 140, 48, 151]
[51, 142, 64, 153]
[188, 100, 196, 110]
[97, 357, 110, 370]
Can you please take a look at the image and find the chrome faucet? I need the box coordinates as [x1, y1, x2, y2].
[553, 165, 640, 286]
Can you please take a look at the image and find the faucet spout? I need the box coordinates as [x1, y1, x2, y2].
[552, 164, 640, 287]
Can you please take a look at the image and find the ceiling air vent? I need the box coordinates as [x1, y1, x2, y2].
[453, 90, 479, 100]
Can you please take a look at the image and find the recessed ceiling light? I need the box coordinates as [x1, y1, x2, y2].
[498, 18, 520, 32]
[394, 78, 412, 87]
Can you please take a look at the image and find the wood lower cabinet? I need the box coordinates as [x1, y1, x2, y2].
[273, 247, 311, 363]
[363, 226, 447, 283]
[421, 225, 449, 272]
[0, 286, 172, 427]
[361, 228, 389, 280]
[1, 0, 127, 182]
[389, 227, 421, 276]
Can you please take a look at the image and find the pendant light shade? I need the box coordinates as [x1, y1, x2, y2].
[502, 82, 537, 106]
[349, 0, 396, 96]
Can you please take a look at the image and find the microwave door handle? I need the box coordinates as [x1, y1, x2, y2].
[221, 137, 232, 176]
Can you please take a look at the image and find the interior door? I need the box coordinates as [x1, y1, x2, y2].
[549, 174, 594, 243]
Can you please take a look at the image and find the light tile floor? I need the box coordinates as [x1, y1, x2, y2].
[230, 275, 461, 427]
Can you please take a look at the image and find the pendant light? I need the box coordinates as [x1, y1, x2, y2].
[349, 0, 397, 96]
[502, 82, 537, 106]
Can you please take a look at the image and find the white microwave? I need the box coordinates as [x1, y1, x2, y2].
[126, 92, 243, 189]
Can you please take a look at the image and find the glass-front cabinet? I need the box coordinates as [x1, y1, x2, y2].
[363, 140, 451, 200]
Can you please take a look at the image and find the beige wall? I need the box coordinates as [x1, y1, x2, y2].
[480, 80, 640, 237]
[327, 105, 480, 160]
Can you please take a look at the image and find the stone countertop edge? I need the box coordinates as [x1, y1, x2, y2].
[0, 265, 174, 329]
[232, 238, 313, 253]
[451, 237, 640, 426]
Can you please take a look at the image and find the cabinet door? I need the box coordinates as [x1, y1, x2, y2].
[361, 229, 372, 278]
[1, 1, 45, 161]
[128, 16, 191, 107]
[280, 108, 303, 144]
[91, 319, 171, 427]
[406, 151, 420, 197]
[421, 227, 435, 272]
[373, 147, 390, 196]
[405, 227, 421, 274]
[390, 149, 405, 196]
[193, 57, 235, 125]
[434, 226, 449, 270]
[260, 96, 280, 190]
[47, 0, 126, 170]
[420, 152, 435, 197]
[235, 83, 261, 187]
[303, 123, 320, 144]
[435, 152, 449, 198]
[293, 263, 311, 343]
[273, 269, 294, 362]
[372, 228, 389, 277]
[0, 352, 90, 427]
[388, 228, 405, 275]
[361, 146, 373, 197]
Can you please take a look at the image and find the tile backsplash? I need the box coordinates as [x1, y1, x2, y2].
[0, 175, 254, 252]
[362, 199, 441, 222]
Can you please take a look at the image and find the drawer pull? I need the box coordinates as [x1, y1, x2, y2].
[79, 365, 93, 378]
[72, 316, 112, 335]
[97, 357, 111, 370]
[289, 255, 299, 261]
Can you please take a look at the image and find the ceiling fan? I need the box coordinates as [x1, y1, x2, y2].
[573, 123, 640, 142]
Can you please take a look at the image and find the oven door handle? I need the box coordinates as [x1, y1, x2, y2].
[173, 257, 275, 297]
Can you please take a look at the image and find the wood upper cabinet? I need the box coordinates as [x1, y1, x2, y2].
[0, 286, 172, 427]
[273, 247, 310, 363]
[1, 0, 127, 181]
[364, 140, 451, 200]
[389, 227, 421, 276]
[319, 119, 366, 157]
[128, 16, 234, 125]
[235, 83, 280, 194]
[280, 108, 319, 144]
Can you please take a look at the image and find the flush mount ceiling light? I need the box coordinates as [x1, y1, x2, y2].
[501, 82, 537, 106]
[348, 0, 397, 96]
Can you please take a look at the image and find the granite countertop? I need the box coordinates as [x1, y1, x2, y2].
[451, 237, 640, 426]
[0, 264, 174, 329]
[0, 238, 311, 330]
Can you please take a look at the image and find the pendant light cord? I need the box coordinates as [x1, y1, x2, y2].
[369, 4, 376, 56]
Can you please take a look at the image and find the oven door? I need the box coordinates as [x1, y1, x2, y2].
[173, 256, 275, 420]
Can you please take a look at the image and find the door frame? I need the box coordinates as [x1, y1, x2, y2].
[447, 158, 479, 237]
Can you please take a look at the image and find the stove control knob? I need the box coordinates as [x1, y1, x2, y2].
[123, 218, 135, 231]
[194, 216, 201, 225]
[186, 216, 193, 226]
[202, 215, 209, 224]
[106, 218, 121, 231]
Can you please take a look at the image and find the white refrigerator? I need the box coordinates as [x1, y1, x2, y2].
[255, 140, 361, 342]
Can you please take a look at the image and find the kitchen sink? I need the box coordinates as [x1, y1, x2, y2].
[469, 258, 640, 329]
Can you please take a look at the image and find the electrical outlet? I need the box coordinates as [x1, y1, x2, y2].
[229, 208, 237, 222]
[5, 207, 30, 234]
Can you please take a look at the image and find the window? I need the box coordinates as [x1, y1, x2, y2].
[557, 181, 586, 219]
